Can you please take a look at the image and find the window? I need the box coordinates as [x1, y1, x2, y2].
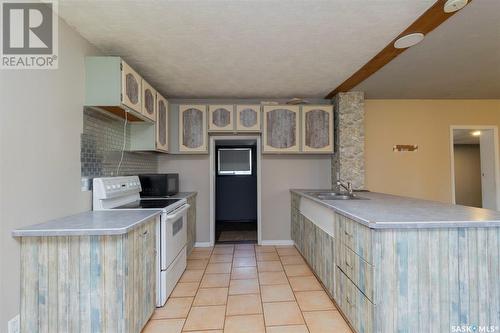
[218, 148, 252, 175]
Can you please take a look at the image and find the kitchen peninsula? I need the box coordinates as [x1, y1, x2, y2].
[291, 189, 500, 333]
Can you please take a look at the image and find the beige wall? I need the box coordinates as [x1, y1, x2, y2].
[0, 19, 98, 329]
[158, 154, 331, 243]
[454, 144, 482, 207]
[365, 100, 500, 203]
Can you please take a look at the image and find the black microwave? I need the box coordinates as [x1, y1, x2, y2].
[138, 174, 179, 197]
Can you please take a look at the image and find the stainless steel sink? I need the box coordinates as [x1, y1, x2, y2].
[306, 191, 367, 200]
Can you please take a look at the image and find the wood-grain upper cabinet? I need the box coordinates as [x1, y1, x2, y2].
[179, 105, 208, 153]
[156, 93, 168, 152]
[263, 105, 300, 153]
[209, 105, 234, 131]
[301, 105, 334, 153]
[141, 79, 157, 121]
[121, 60, 142, 113]
[236, 105, 261, 132]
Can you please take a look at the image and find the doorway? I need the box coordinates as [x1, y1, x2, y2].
[209, 136, 261, 245]
[450, 126, 500, 210]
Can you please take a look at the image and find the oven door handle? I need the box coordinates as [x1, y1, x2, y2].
[165, 204, 190, 221]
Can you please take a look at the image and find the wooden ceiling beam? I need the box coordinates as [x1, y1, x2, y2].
[325, 0, 472, 99]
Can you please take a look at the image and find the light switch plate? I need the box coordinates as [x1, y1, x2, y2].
[8, 314, 20, 333]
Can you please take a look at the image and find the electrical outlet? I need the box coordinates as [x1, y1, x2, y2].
[81, 177, 92, 191]
[8, 314, 20, 333]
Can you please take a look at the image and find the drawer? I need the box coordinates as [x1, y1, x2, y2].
[336, 269, 374, 333]
[337, 244, 374, 303]
[336, 213, 372, 264]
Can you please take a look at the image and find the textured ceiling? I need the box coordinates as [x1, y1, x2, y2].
[355, 0, 500, 99]
[58, 0, 432, 98]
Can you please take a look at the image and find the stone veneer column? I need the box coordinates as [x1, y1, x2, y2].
[331, 92, 365, 190]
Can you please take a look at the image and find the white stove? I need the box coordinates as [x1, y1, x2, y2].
[93, 176, 189, 307]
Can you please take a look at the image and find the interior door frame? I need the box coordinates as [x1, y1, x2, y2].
[209, 135, 262, 246]
[449, 125, 500, 209]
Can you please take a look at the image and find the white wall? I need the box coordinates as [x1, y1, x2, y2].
[0, 19, 99, 329]
[261, 155, 331, 241]
[158, 155, 211, 242]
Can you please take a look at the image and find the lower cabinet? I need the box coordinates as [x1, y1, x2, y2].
[19, 218, 157, 333]
[291, 206, 336, 302]
[292, 193, 499, 333]
[336, 269, 374, 333]
[291, 195, 374, 333]
[131, 220, 157, 331]
[186, 194, 197, 255]
[336, 241, 374, 302]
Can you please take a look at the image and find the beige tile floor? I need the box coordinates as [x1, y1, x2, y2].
[142, 244, 353, 333]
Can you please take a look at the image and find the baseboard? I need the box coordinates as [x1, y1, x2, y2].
[195, 240, 294, 247]
[194, 242, 212, 247]
[260, 240, 294, 246]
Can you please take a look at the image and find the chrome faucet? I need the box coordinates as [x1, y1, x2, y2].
[336, 180, 353, 196]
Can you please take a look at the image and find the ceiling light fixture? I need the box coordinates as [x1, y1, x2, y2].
[471, 131, 481, 137]
[444, 0, 469, 13]
[394, 33, 425, 49]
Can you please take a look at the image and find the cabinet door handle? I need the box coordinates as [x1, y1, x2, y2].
[142, 230, 149, 236]
[345, 260, 352, 268]
[346, 296, 352, 306]
[344, 230, 352, 237]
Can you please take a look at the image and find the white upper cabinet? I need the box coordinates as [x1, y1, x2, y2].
[141, 79, 157, 121]
[236, 105, 261, 132]
[262, 105, 300, 153]
[121, 60, 142, 114]
[85, 56, 159, 122]
[301, 105, 334, 153]
[156, 93, 168, 152]
[208, 105, 234, 131]
[179, 105, 208, 153]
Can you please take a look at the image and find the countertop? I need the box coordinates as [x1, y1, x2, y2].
[12, 210, 162, 237]
[291, 189, 500, 229]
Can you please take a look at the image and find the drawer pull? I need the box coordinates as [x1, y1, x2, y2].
[142, 230, 149, 236]
[346, 296, 352, 306]
[345, 260, 352, 268]
[344, 230, 352, 237]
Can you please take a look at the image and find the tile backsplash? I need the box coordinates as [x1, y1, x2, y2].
[81, 108, 157, 188]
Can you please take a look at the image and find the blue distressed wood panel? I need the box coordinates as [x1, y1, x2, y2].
[19, 218, 156, 333]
